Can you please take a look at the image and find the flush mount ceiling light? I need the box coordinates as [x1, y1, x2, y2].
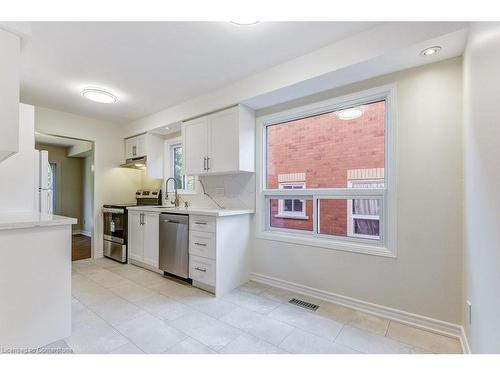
[230, 20, 260, 26]
[81, 87, 117, 104]
[420, 46, 442, 57]
[337, 107, 364, 120]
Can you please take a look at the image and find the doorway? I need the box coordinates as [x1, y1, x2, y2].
[35, 133, 95, 261]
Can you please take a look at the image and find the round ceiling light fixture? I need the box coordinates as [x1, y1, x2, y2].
[230, 20, 260, 26]
[420, 46, 442, 57]
[337, 107, 364, 121]
[82, 87, 117, 104]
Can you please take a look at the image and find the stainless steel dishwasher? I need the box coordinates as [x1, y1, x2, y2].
[159, 213, 189, 279]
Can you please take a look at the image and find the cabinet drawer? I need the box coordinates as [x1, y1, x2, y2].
[189, 230, 216, 259]
[189, 255, 215, 286]
[189, 215, 216, 233]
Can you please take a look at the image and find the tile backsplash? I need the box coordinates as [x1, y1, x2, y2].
[140, 170, 255, 210]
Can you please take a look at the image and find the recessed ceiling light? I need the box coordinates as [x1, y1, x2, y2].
[420, 46, 442, 57]
[337, 107, 364, 120]
[164, 126, 169, 130]
[82, 87, 117, 104]
[230, 20, 260, 26]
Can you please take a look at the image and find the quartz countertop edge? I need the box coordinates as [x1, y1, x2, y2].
[126, 206, 254, 217]
[0, 212, 77, 230]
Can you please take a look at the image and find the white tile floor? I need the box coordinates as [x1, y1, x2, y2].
[50, 258, 463, 354]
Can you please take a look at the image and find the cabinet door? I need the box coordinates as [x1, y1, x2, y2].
[128, 211, 143, 262]
[183, 117, 209, 175]
[124, 138, 135, 159]
[142, 212, 159, 268]
[208, 107, 239, 173]
[135, 134, 147, 158]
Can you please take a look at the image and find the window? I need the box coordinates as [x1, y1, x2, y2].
[277, 182, 307, 218]
[260, 86, 395, 256]
[171, 144, 195, 192]
[347, 178, 384, 240]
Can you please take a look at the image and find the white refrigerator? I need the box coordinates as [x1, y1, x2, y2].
[34, 149, 54, 214]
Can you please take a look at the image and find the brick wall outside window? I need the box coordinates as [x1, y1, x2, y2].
[267, 101, 385, 234]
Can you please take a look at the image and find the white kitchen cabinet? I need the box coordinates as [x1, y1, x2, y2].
[0, 29, 20, 162]
[127, 211, 144, 262]
[188, 214, 252, 296]
[124, 133, 163, 178]
[128, 210, 160, 269]
[143, 212, 159, 267]
[183, 116, 209, 175]
[182, 105, 255, 176]
[124, 134, 146, 159]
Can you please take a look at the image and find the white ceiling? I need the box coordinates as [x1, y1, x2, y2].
[20, 22, 378, 124]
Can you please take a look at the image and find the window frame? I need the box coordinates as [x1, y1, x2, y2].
[277, 182, 308, 219]
[256, 85, 397, 258]
[347, 179, 384, 240]
[164, 137, 197, 195]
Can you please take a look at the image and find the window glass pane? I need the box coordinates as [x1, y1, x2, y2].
[284, 199, 293, 211]
[354, 219, 380, 237]
[318, 198, 381, 240]
[173, 146, 183, 189]
[293, 199, 303, 212]
[267, 100, 385, 189]
[270, 198, 313, 231]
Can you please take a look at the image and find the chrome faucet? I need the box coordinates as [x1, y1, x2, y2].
[165, 177, 180, 207]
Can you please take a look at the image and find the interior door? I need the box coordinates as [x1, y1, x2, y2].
[128, 211, 143, 261]
[183, 117, 208, 175]
[143, 212, 159, 268]
[208, 107, 239, 173]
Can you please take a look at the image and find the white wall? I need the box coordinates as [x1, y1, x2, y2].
[34, 106, 142, 257]
[253, 58, 464, 324]
[463, 23, 500, 353]
[82, 155, 93, 236]
[0, 104, 34, 213]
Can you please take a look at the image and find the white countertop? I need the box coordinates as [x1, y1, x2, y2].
[0, 212, 77, 230]
[126, 205, 254, 217]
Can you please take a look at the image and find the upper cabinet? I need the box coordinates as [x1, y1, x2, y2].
[182, 105, 255, 176]
[125, 134, 146, 159]
[0, 29, 20, 162]
[124, 133, 164, 179]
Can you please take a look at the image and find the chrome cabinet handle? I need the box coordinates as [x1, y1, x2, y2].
[132, 145, 137, 156]
[203, 157, 207, 171]
[194, 242, 206, 247]
[194, 222, 207, 225]
[206, 157, 210, 171]
[194, 267, 207, 272]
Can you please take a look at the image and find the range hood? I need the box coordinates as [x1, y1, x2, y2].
[120, 156, 147, 169]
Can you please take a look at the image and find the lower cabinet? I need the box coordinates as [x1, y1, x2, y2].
[128, 211, 159, 269]
[188, 214, 251, 296]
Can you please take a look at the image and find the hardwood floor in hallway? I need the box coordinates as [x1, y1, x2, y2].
[72, 234, 91, 261]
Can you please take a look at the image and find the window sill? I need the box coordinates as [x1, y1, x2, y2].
[274, 214, 309, 220]
[256, 230, 395, 258]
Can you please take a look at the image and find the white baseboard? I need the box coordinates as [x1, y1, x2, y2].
[72, 230, 91, 237]
[250, 272, 469, 353]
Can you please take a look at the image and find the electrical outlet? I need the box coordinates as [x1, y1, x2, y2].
[466, 300, 472, 325]
[215, 187, 225, 196]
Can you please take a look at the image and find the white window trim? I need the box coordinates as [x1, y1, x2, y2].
[347, 179, 383, 240]
[163, 137, 198, 195]
[276, 182, 308, 219]
[255, 84, 398, 258]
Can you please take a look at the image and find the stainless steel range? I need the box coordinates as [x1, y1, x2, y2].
[103, 189, 162, 263]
